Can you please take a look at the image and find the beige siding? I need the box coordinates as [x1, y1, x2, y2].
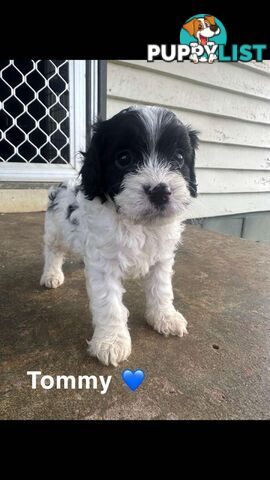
[107, 60, 270, 218]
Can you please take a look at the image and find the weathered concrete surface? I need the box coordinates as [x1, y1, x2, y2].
[0, 212, 270, 420]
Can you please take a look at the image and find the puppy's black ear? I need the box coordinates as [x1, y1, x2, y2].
[187, 127, 199, 198]
[188, 127, 199, 151]
[80, 122, 104, 201]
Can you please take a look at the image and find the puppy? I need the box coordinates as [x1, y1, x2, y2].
[40, 106, 199, 366]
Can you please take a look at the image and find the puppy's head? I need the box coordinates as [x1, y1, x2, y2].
[80, 106, 199, 223]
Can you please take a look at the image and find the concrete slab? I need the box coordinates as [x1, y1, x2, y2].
[0, 212, 270, 420]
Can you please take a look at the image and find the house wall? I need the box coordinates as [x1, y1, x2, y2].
[107, 60, 270, 220]
[1, 60, 270, 243]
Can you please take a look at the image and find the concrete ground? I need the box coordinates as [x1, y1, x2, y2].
[0, 212, 270, 420]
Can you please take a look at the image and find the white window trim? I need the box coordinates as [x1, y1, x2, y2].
[0, 60, 99, 182]
[68, 59, 86, 174]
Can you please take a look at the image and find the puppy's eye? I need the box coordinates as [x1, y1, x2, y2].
[175, 151, 184, 166]
[115, 150, 133, 169]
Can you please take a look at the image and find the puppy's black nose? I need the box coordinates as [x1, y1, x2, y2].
[210, 24, 218, 32]
[144, 183, 171, 207]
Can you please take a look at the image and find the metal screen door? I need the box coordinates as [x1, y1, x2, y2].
[0, 60, 99, 181]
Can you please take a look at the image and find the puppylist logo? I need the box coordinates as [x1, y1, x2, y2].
[148, 14, 267, 63]
[180, 14, 226, 63]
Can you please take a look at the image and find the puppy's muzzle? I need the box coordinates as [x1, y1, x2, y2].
[144, 182, 171, 208]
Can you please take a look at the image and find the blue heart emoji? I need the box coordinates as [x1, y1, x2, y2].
[122, 369, 145, 391]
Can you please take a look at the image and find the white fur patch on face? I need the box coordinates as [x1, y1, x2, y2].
[114, 157, 191, 223]
[136, 106, 165, 151]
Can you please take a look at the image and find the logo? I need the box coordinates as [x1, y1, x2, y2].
[147, 14, 267, 63]
[180, 14, 226, 63]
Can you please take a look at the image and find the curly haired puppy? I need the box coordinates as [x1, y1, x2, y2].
[40, 106, 199, 366]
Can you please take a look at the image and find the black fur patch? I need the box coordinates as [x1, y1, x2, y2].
[48, 189, 57, 202]
[70, 217, 79, 226]
[48, 188, 60, 211]
[66, 203, 79, 221]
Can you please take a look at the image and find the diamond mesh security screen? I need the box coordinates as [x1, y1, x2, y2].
[0, 60, 70, 164]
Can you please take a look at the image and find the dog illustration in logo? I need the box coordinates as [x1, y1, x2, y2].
[183, 15, 220, 63]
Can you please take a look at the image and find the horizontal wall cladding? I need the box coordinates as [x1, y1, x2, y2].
[107, 60, 270, 217]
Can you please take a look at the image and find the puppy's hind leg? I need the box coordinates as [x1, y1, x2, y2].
[40, 194, 66, 289]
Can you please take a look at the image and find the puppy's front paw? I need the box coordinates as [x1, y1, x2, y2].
[88, 327, 131, 367]
[146, 310, 188, 337]
[40, 271, 64, 289]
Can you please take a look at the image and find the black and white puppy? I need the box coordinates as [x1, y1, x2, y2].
[40, 106, 199, 366]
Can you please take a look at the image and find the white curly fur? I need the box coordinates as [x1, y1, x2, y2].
[40, 175, 190, 366]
